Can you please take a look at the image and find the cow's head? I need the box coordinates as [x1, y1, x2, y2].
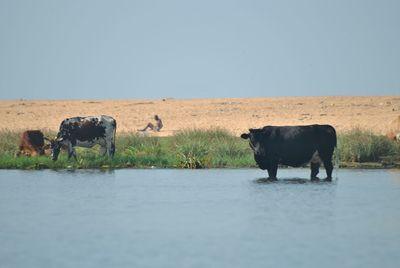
[240, 128, 262, 154]
[241, 128, 269, 155]
[49, 137, 64, 161]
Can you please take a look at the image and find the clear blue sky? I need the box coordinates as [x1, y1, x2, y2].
[0, 0, 399, 100]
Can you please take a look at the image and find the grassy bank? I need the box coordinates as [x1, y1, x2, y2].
[337, 128, 400, 168]
[0, 128, 399, 169]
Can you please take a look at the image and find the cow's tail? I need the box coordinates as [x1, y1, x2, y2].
[112, 119, 117, 156]
[333, 127, 339, 180]
[334, 146, 340, 179]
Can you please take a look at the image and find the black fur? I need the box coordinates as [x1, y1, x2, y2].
[241, 124, 336, 180]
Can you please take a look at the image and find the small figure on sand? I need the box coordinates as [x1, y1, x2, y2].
[138, 115, 163, 132]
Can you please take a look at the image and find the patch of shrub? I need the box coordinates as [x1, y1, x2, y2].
[338, 128, 400, 162]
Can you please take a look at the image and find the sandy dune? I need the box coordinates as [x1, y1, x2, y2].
[0, 96, 399, 137]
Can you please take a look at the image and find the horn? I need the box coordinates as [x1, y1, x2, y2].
[44, 137, 51, 142]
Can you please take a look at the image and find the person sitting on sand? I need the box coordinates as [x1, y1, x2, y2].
[138, 115, 163, 132]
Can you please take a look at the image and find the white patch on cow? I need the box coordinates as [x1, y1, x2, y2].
[310, 150, 321, 164]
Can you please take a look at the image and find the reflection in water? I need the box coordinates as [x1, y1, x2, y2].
[53, 168, 115, 177]
[254, 177, 335, 184]
[247, 172, 338, 265]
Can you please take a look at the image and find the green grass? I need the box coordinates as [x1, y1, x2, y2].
[337, 128, 400, 167]
[1, 128, 399, 169]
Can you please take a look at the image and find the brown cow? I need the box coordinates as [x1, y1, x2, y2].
[17, 130, 47, 157]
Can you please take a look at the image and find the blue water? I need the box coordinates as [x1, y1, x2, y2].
[0, 169, 400, 268]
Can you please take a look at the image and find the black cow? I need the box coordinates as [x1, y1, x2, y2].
[241, 124, 337, 181]
[50, 115, 116, 161]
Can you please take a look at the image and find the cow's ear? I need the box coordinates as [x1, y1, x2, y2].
[240, 133, 250, 139]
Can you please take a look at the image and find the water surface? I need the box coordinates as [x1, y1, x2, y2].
[0, 169, 399, 268]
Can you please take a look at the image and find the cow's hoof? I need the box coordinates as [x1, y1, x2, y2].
[324, 177, 332, 182]
[267, 177, 278, 181]
[311, 176, 320, 181]
[255, 178, 277, 183]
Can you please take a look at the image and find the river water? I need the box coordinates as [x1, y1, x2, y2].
[0, 169, 399, 268]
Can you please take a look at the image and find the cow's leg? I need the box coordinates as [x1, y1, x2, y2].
[318, 148, 334, 181]
[68, 150, 77, 160]
[106, 140, 115, 157]
[323, 159, 333, 181]
[110, 142, 115, 156]
[68, 150, 76, 160]
[267, 163, 278, 180]
[310, 162, 320, 181]
[67, 143, 77, 160]
[99, 146, 107, 156]
[319, 154, 333, 181]
[310, 150, 321, 180]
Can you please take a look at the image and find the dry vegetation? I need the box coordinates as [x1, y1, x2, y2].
[0, 96, 399, 137]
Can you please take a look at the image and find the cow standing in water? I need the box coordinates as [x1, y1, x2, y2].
[241, 124, 337, 181]
[50, 115, 116, 161]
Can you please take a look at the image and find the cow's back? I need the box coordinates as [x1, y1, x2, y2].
[57, 115, 116, 144]
[265, 125, 336, 166]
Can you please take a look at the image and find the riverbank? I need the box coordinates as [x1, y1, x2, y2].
[1, 129, 399, 170]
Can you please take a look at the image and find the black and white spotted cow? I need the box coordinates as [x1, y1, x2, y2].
[50, 115, 116, 161]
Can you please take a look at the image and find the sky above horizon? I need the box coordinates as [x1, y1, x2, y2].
[0, 0, 399, 100]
